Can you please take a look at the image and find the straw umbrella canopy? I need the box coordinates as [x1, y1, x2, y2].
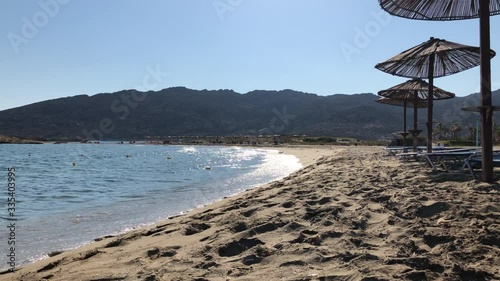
[375, 37, 495, 153]
[374, 38, 490, 78]
[377, 78, 454, 150]
[379, 0, 500, 21]
[378, 78, 455, 100]
[376, 97, 428, 108]
[376, 97, 427, 147]
[378, 0, 500, 182]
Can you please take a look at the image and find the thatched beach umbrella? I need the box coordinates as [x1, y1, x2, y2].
[378, 0, 500, 182]
[375, 37, 494, 153]
[379, 0, 500, 21]
[377, 78, 454, 150]
[376, 97, 427, 147]
[378, 78, 455, 100]
[376, 97, 428, 107]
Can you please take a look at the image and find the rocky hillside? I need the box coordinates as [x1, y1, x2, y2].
[0, 87, 498, 140]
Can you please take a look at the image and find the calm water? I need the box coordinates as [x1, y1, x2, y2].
[0, 143, 301, 269]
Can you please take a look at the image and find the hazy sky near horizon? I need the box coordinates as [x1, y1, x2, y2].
[1, 0, 500, 111]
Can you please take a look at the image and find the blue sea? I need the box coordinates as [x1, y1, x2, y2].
[0, 143, 301, 269]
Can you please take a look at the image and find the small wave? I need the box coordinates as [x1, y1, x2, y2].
[72, 189, 95, 193]
[117, 194, 147, 199]
[180, 146, 197, 153]
[53, 195, 78, 199]
[104, 179, 118, 182]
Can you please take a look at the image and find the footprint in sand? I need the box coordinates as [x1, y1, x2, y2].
[241, 208, 258, 217]
[285, 221, 306, 231]
[37, 260, 61, 273]
[104, 239, 124, 248]
[423, 233, 455, 248]
[146, 247, 178, 260]
[217, 238, 264, 257]
[279, 260, 308, 267]
[231, 221, 248, 233]
[242, 254, 263, 265]
[194, 260, 218, 269]
[417, 201, 450, 218]
[305, 197, 332, 206]
[76, 250, 100, 261]
[303, 206, 342, 224]
[247, 221, 286, 236]
[183, 222, 211, 235]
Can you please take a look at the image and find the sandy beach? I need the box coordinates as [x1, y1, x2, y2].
[3, 146, 499, 281]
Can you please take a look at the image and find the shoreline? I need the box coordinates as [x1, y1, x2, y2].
[5, 145, 499, 280]
[259, 145, 338, 166]
[2, 145, 336, 275]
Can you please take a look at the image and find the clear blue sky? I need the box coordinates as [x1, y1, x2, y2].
[1, 0, 499, 111]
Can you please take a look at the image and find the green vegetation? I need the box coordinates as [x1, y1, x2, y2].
[302, 137, 337, 143]
[440, 140, 478, 147]
[434, 121, 500, 145]
[0, 135, 44, 144]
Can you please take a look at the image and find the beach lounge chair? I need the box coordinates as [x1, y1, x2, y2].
[419, 148, 480, 172]
[463, 152, 500, 179]
[384, 146, 413, 155]
[385, 146, 436, 156]
[395, 146, 452, 161]
[395, 151, 421, 160]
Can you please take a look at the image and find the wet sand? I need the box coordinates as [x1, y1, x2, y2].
[4, 146, 499, 281]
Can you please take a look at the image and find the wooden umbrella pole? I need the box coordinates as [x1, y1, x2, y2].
[480, 0, 494, 182]
[404, 100, 407, 133]
[403, 100, 407, 146]
[427, 53, 435, 153]
[413, 94, 418, 151]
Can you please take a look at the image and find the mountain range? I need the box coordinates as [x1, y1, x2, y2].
[0, 87, 498, 141]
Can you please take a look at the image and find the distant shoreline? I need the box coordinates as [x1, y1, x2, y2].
[0, 136, 44, 144]
[0, 136, 375, 148]
[0, 134, 386, 147]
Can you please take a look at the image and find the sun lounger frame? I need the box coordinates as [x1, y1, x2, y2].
[419, 149, 480, 172]
[464, 152, 500, 179]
